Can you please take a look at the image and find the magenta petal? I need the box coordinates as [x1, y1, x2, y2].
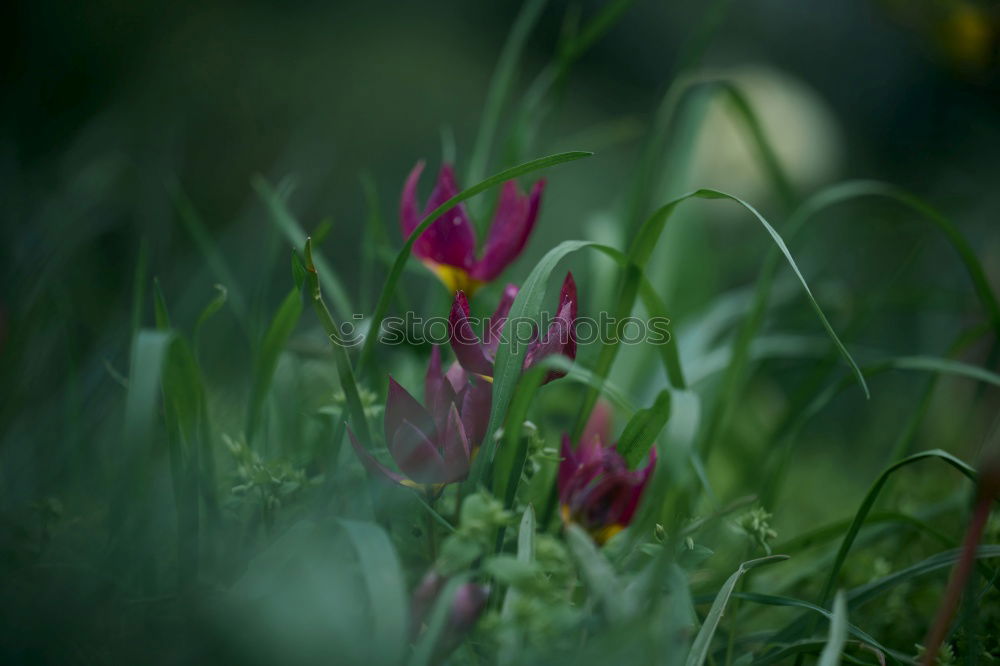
[471, 179, 544, 281]
[483, 283, 519, 356]
[414, 164, 477, 270]
[424, 346, 456, 430]
[439, 404, 471, 483]
[347, 427, 407, 485]
[581, 400, 613, 453]
[391, 420, 446, 484]
[523, 272, 577, 380]
[400, 161, 426, 240]
[620, 449, 656, 523]
[386, 376, 435, 447]
[445, 361, 468, 394]
[458, 378, 492, 448]
[557, 434, 578, 499]
[448, 291, 494, 376]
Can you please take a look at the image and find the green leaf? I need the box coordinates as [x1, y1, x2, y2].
[152, 277, 171, 330]
[736, 593, 899, 664]
[816, 449, 978, 608]
[617, 389, 671, 469]
[193, 284, 228, 353]
[304, 239, 373, 451]
[336, 519, 408, 665]
[252, 175, 354, 320]
[467, 0, 548, 191]
[574, 188, 869, 444]
[565, 524, 626, 622]
[684, 554, 788, 666]
[169, 180, 249, 323]
[817, 591, 848, 666]
[246, 288, 303, 442]
[356, 151, 593, 378]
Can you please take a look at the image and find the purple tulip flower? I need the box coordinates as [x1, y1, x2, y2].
[401, 161, 545, 296]
[558, 402, 656, 544]
[448, 272, 577, 383]
[348, 347, 491, 489]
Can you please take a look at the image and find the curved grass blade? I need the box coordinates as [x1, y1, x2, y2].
[576, 188, 868, 441]
[356, 151, 593, 377]
[337, 519, 408, 666]
[850, 545, 1000, 609]
[817, 450, 979, 610]
[252, 175, 354, 320]
[193, 284, 228, 354]
[467, 0, 548, 191]
[246, 287, 302, 443]
[685, 554, 789, 666]
[736, 592, 896, 663]
[169, 181, 249, 323]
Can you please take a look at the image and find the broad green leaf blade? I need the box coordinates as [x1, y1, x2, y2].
[565, 524, 626, 622]
[817, 592, 848, 666]
[336, 519, 408, 666]
[356, 151, 593, 377]
[684, 554, 788, 666]
[617, 389, 671, 469]
[246, 288, 303, 442]
[252, 175, 354, 320]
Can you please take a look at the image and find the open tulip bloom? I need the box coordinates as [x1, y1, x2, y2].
[448, 272, 577, 382]
[558, 404, 656, 544]
[348, 346, 491, 490]
[401, 161, 544, 296]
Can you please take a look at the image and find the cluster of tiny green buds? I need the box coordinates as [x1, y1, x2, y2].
[736, 507, 778, 555]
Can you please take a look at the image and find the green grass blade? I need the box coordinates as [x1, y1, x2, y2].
[617, 389, 671, 469]
[152, 277, 171, 330]
[337, 519, 408, 665]
[193, 284, 228, 354]
[252, 175, 354, 320]
[499, 505, 536, 665]
[575, 188, 868, 441]
[685, 555, 789, 666]
[304, 239, 373, 450]
[817, 592, 848, 666]
[169, 181, 249, 323]
[356, 151, 593, 377]
[246, 288, 302, 443]
[467, 0, 548, 191]
[817, 450, 979, 610]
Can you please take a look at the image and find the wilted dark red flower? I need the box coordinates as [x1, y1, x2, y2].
[348, 347, 491, 489]
[558, 402, 656, 544]
[401, 161, 544, 296]
[448, 273, 577, 382]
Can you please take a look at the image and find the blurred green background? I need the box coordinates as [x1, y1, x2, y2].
[2, 0, 999, 662]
